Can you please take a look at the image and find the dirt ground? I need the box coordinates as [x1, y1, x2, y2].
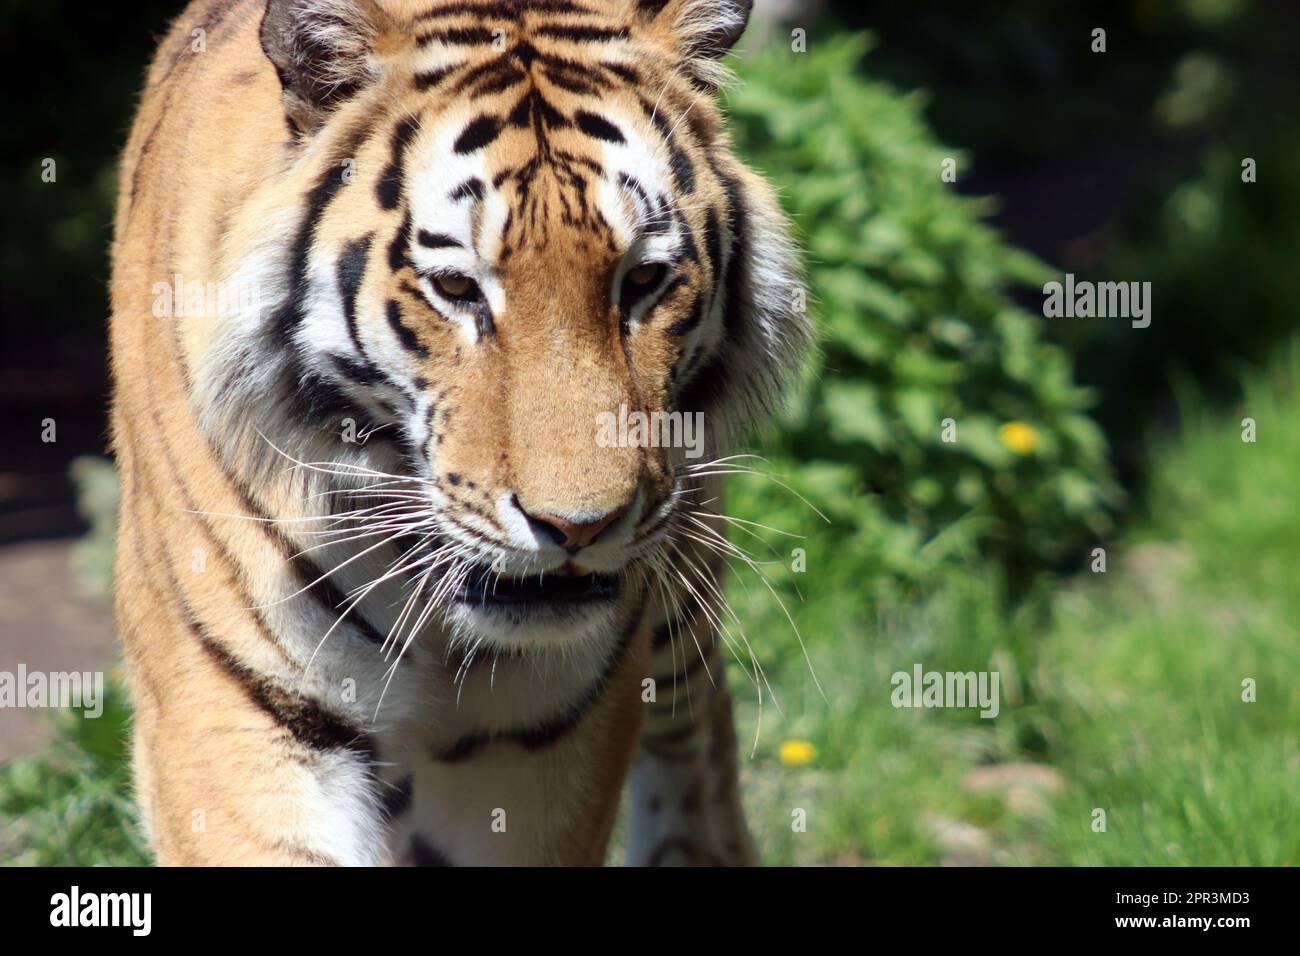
[0, 539, 119, 762]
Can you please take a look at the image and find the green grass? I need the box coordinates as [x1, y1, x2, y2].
[727, 342, 1300, 865]
[1032, 345, 1300, 865]
[4, 348, 1298, 866]
[0, 675, 150, 866]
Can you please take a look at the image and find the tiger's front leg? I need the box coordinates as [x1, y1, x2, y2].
[127, 666, 389, 868]
[625, 559, 759, 866]
[115, 509, 389, 867]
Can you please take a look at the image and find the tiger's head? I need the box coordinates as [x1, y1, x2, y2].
[201, 0, 810, 648]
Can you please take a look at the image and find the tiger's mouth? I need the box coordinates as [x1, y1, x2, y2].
[452, 562, 620, 608]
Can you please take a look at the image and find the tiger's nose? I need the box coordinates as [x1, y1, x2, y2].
[519, 502, 628, 551]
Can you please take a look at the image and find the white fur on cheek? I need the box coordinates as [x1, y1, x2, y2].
[405, 113, 506, 341]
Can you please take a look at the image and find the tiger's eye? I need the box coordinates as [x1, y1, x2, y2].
[434, 273, 477, 300]
[626, 263, 663, 287]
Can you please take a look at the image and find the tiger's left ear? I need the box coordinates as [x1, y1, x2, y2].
[635, 0, 754, 90]
[260, 0, 391, 134]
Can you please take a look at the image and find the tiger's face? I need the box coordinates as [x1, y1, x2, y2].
[204, 0, 807, 648]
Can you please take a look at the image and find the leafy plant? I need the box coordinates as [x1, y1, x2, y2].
[0, 675, 149, 867]
[727, 34, 1118, 596]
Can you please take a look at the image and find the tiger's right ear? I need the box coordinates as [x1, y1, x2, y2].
[634, 0, 754, 91]
[260, 0, 389, 134]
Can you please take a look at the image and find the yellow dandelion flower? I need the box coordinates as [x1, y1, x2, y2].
[998, 421, 1039, 455]
[779, 739, 817, 766]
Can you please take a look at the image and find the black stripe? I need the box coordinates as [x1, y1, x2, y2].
[331, 353, 384, 388]
[678, 221, 700, 263]
[400, 278, 433, 301]
[127, 493, 375, 765]
[454, 115, 503, 154]
[716, 166, 749, 340]
[617, 172, 651, 215]
[389, 210, 412, 271]
[643, 205, 674, 237]
[387, 299, 431, 357]
[668, 143, 697, 195]
[657, 273, 690, 303]
[295, 368, 362, 422]
[675, 352, 729, 415]
[400, 280, 454, 327]
[642, 101, 697, 195]
[702, 206, 723, 288]
[337, 233, 374, 355]
[377, 116, 422, 211]
[541, 66, 598, 96]
[414, 65, 457, 90]
[411, 0, 510, 19]
[666, 293, 705, 336]
[512, 38, 540, 68]
[413, 0, 594, 19]
[417, 25, 499, 47]
[127, 115, 164, 214]
[451, 57, 518, 94]
[301, 552, 390, 645]
[535, 24, 628, 42]
[551, 147, 603, 175]
[517, 0, 596, 12]
[575, 109, 624, 143]
[601, 61, 640, 84]
[220, 386, 401, 623]
[472, 65, 528, 96]
[192, 598, 373, 756]
[438, 731, 490, 764]
[534, 52, 616, 92]
[417, 230, 463, 249]
[271, 119, 377, 347]
[449, 177, 485, 202]
[136, 407, 301, 677]
[506, 88, 570, 130]
[282, 351, 371, 435]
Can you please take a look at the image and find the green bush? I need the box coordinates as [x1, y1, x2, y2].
[726, 35, 1118, 596]
[0, 675, 149, 867]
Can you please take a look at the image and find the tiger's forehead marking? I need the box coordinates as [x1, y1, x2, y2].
[399, 37, 686, 265]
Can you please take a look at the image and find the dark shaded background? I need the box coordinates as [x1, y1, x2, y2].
[3, 0, 1298, 542]
[1, 2, 182, 541]
[853, 0, 1300, 482]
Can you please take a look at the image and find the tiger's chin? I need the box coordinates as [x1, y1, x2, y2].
[441, 563, 629, 651]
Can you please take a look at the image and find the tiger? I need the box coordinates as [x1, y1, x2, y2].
[109, 0, 809, 866]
